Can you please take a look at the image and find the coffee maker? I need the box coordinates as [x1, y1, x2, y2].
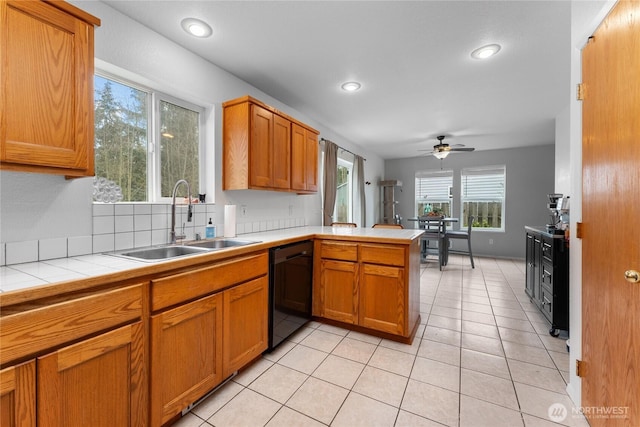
[547, 193, 570, 234]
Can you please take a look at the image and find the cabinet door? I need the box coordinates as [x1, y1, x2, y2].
[291, 124, 306, 191]
[250, 105, 273, 187]
[151, 294, 223, 427]
[304, 129, 318, 192]
[318, 259, 359, 324]
[525, 234, 535, 299]
[37, 322, 146, 427]
[360, 263, 405, 335]
[223, 276, 269, 377]
[0, 360, 36, 427]
[533, 236, 542, 307]
[272, 115, 291, 189]
[1, 1, 96, 176]
[291, 124, 318, 192]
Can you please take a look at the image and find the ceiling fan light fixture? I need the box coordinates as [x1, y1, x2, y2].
[471, 44, 501, 59]
[341, 81, 362, 92]
[181, 18, 213, 38]
[433, 151, 450, 160]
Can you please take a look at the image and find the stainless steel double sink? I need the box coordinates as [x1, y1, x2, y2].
[109, 238, 261, 262]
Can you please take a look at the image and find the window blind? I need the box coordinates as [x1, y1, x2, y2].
[461, 166, 505, 201]
[415, 170, 453, 201]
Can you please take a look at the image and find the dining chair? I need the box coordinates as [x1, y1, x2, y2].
[445, 215, 475, 268]
[418, 216, 445, 270]
[372, 223, 404, 229]
[331, 222, 357, 228]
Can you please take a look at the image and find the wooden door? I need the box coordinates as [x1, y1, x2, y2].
[582, 1, 640, 425]
[360, 263, 405, 335]
[272, 114, 291, 189]
[37, 322, 146, 427]
[150, 294, 223, 427]
[223, 277, 269, 377]
[291, 123, 307, 191]
[0, 0, 97, 176]
[318, 259, 359, 324]
[250, 104, 273, 188]
[0, 360, 36, 427]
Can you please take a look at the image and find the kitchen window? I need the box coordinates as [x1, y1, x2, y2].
[94, 74, 204, 202]
[333, 156, 353, 222]
[460, 165, 506, 231]
[415, 170, 453, 216]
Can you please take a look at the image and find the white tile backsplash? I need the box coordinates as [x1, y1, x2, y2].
[5, 240, 38, 265]
[115, 215, 134, 233]
[1, 200, 307, 265]
[39, 237, 68, 261]
[68, 235, 92, 257]
[93, 215, 115, 235]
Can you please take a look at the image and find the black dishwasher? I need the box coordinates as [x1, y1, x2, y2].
[268, 240, 313, 351]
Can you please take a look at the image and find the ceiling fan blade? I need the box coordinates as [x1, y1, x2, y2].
[450, 147, 475, 152]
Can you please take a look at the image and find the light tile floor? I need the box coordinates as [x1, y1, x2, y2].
[173, 256, 589, 427]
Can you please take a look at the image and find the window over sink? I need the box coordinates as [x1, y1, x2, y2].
[94, 73, 204, 202]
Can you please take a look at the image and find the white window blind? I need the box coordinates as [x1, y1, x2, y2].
[461, 165, 506, 230]
[461, 166, 505, 201]
[416, 170, 453, 202]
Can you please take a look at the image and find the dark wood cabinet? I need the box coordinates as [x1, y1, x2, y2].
[524, 227, 569, 336]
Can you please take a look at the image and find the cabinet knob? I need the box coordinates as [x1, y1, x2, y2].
[624, 270, 640, 283]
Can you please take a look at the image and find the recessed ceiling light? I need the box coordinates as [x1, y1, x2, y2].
[341, 81, 362, 92]
[181, 18, 213, 38]
[471, 44, 501, 59]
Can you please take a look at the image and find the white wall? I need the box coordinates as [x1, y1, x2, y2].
[0, 0, 385, 263]
[385, 145, 555, 259]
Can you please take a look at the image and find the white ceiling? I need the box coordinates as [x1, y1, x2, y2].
[102, 0, 571, 160]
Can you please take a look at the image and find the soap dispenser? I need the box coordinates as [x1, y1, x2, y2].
[206, 218, 216, 238]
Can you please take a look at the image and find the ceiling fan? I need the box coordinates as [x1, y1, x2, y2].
[425, 135, 476, 159]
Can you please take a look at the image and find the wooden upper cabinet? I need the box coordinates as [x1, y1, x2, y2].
[223, 96, 317, 192]
[0, 0, 100, 177]
[291, 123, 318, 193]
[272, 113, 291, 189]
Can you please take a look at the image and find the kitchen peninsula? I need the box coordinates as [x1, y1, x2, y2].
[0, 226, 422, 427]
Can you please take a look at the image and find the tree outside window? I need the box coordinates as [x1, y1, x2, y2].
[94, 74, 204, 202]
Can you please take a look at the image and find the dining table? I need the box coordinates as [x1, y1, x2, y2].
[407, 216, 459, 266]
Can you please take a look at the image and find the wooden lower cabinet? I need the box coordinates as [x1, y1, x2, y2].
[314, 239, 419, 340]
[0, 360, 36, 427]
[317, 259, 359, 324]
[37, 321, 145, 427]
[150, 293, 223, 427]
[359, 263, 405, 335]
[223, 277, 269, 377]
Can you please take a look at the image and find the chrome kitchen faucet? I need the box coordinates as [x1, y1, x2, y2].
[170, 179, 193, 244]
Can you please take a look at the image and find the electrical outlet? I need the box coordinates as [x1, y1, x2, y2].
[489, 239, 494, 245]
[241, 205, 247, 216]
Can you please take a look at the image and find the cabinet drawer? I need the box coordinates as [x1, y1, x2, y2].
[541, 263, 553, 289]
[540, 286, 553, 322]
[320, 241, 358, 262]
[0, 284, 143, 366]
[151, 252, 268, 311]
[360, 244, 405, 267]
[542, 239, 553, 262]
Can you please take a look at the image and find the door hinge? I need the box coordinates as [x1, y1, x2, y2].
[576, 359, 584, 377]
[576, 222, 583, 239]
[577, 83, 585, 101]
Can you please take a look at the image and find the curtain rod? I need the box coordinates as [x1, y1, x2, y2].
[320, 138, 366, 161]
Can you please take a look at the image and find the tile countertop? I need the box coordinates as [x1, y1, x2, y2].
[0, 226, 423, 296]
